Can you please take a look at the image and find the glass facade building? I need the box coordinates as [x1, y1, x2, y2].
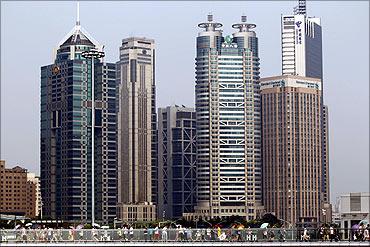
[158, 106, 197, 219]
[40, 21, 117, 224]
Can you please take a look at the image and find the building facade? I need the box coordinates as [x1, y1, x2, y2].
[40, 18, 117, 224]
[335, 192, 370, 239]
[261, 75, 322, 225]
[157, 105, 197, 219]
[27, 173, 42, 218]
[193, 15, 261, 220]
[0, 160, 40, 219]
[281, 0, 330, 206]
[116, 37, 156, 222]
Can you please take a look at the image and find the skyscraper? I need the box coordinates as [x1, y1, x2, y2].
[157, 105, 197, 219]
[40, 12, 117, 224]
[193, 15, 261, 220]
[261, 75, 322, 225]
[281, 0, 329, 206]
[116, 37, 157, 222]
[281, 0, 322, 79]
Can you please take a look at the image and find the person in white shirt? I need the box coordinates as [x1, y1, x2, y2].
[162, 226, 168, 242]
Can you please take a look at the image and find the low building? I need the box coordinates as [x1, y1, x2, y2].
[0, 160, 40, 219]
[27, 173, 42, 218]
[335, 192, 370, 239]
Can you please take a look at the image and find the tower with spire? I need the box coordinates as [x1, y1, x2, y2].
[40, 3, 117, 224]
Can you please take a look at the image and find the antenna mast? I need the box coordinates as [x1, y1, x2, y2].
[76, 2, 80, 26]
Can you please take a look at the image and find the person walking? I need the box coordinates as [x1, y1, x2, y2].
[162, 226, 168, 242]
[154, 226, 160, 240]
[187, 227, 193, 241]
[123, 226, 128, 241]
[129, 226, 134, 241]
[329, 225, 334, 242]
[143, 227, 148, 242]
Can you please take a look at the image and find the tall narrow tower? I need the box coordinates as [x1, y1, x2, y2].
[116, 37, 157, 222]
[194, 15, 261, 220]
[40, 5, 117, 224]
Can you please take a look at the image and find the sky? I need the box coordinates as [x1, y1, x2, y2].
[1, 1, 369, 204]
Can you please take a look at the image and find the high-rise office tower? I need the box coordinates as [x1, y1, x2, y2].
[40, 12, 117, 224]
[282, 0, 329, 206]
[193, 15, 261, 220]
[157, 105, 197, 219]
[281, 0, 322, 79]
[116, 37, 157, 222]
[261, 75, 322, 225]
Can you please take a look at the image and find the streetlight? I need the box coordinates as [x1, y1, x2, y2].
[81, 49, 105, 226]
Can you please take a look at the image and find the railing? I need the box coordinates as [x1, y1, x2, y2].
[0, 228, 368, 243]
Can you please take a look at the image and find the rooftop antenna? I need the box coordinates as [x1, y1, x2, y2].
[232, 14, 256, 32]
[241, 14, 247, 23]
[76, 2, 80, 26]
[198, 12, 223, 31]
[207, 12, 213, 22]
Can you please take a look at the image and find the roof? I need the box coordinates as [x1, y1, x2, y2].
[57, 24, 101, 50]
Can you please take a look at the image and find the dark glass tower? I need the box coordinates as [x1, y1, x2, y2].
[40, 18, 117, 224]
[158, 106, 197, 219]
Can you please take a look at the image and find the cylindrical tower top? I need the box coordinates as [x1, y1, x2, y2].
[232, 15, 256, 32]
[198, 14, 223, 32]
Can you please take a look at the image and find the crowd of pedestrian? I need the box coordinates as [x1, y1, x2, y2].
[1, 223, 370, 243]
[352, 223, 370, 241]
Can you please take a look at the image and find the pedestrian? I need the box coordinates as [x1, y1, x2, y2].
[187, 227, 193, 241]
[206, 228, 211, 241]
[179, 225, 184, 241]
[162, 226, 168, 242]
[154, 226, 160, 240]
[129, 226, 134, 241]
[21, 227, 27, 243]
[319, 226, 324, 241]
[279, 228, 286, 242]
[246, 226, 253, 242]
[148, 227, 153, 241]
[195, 229, 202, 241]
[363, 226, 369, 241]
[329, 225, 334, 242]
[263, 228, 268, 240]
[123, 226, 128, 241]
[143, 227, 148, 242]
[92, 228, 98, 242]
[117, 227, 123, 242]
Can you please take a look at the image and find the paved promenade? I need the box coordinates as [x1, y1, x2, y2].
[1, 242, 370, 246]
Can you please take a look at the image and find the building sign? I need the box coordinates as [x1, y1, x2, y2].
[221, 35, 237, 48]
[295, 21, 302, 45]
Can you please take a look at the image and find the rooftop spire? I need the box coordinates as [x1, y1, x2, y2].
[76, 2, 80, 26]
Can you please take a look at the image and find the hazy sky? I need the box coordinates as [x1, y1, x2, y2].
[1, 1, 368, 204]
